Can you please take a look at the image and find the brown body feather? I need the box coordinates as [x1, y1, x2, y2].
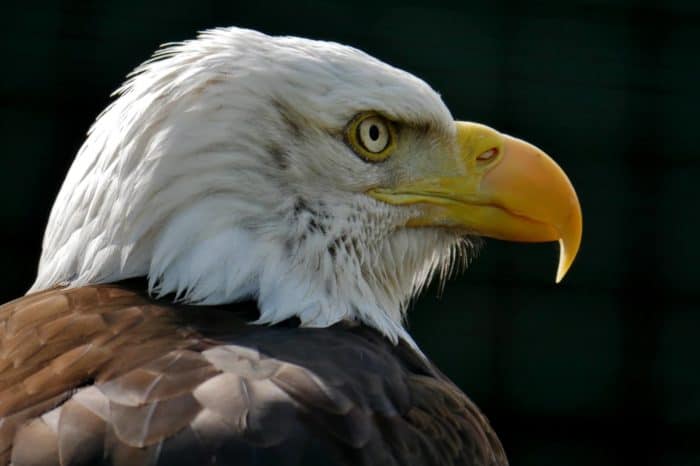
[0, 282, 507, 466]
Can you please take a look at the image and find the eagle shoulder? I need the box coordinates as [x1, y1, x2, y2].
[0, 284, 506, 466]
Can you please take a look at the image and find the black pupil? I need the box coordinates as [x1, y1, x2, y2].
[369, 124, 380, 141]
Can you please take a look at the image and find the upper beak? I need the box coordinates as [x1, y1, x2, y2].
[368, 122, 582, 283]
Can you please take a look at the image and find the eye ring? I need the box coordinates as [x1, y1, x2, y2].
[345, 112, 397, 162]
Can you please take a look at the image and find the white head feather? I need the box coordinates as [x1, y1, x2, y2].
[31, 27, 474, 343]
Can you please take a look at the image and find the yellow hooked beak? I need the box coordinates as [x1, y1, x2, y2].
[368, 122, 582, 283]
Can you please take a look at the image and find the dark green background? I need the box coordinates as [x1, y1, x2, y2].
[1, 1, 698, 465]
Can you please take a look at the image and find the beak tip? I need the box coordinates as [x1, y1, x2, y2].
[555, 270, 566, 284]
[555, 265, 566, 284]
[554, 234, 580, 284]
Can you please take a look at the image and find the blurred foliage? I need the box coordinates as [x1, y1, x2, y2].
[1, 1, 698, 465]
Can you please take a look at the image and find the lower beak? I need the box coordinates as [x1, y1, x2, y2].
[368, 122, 582, 283]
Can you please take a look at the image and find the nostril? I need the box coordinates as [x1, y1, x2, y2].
[476, 147, 499, 162]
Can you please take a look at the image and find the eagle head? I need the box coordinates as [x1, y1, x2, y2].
[31, 27, 582, 343]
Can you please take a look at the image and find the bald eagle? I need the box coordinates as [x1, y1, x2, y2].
[0, 28, 581, 466]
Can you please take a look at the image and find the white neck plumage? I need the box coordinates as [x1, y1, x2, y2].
[30, 27, 469, 344]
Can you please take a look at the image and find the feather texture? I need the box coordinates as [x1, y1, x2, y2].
[28, 27, 475, 342]
[1, 283, 507, 466]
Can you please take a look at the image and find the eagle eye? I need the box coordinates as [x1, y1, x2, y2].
[345, 112, 396, 162]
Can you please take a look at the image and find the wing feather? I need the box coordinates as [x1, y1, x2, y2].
[0, 284, 507, 466]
